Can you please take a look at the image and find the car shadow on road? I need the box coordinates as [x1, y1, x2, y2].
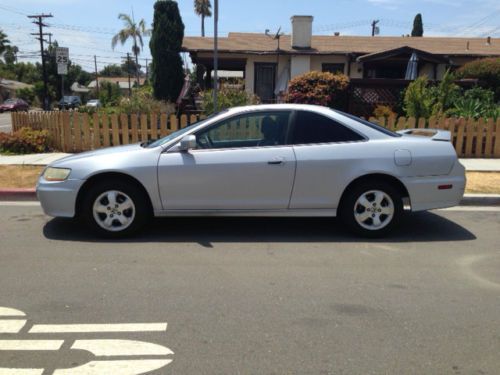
[43, 211, 476, 245]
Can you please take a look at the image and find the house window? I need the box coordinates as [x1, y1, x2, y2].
[322, 63, 345, 75]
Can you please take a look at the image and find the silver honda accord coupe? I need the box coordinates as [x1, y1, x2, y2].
[37, 104, 465, 237]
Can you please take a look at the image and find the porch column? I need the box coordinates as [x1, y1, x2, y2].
[205, 68, 212, 89]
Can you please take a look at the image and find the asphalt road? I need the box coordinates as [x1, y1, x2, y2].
[0, 203, 499, 374]
[0, 112, 12, 133]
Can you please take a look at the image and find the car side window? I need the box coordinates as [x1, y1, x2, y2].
[195, 111, 291, 149]
[292, 111, 364, 145]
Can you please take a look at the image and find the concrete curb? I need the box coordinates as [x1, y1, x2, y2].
[0, 189, 499, 206]
[0, 188, 37, 201]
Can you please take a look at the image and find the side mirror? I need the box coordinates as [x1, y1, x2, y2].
[179, 134, 197, 151]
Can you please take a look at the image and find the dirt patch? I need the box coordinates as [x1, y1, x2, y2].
[466, 172, 500, 194]
[0, 166, 498, 194]
[0, 165, 44, 189]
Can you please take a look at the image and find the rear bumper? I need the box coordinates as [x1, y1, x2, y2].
[36, 177, 85, 218]
[402, 161, 466, 212]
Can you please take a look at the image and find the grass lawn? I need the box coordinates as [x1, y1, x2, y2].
[0, 165, 498, 194]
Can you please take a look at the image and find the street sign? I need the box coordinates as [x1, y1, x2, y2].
[55, 47, 69, 75]
[57, 63, 68, 75]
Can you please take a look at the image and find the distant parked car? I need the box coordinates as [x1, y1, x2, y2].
[86, 99, 102, 108]
[58, 96, 81, 110]
[37, 104, 465, 238]
[0, 98, 29, 113]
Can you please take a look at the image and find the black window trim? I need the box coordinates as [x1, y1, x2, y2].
[287, 109, 368, 146]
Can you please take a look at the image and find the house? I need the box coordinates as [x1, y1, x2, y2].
[87, 77, 147, 95]
[183, 15, 500, 103]
[0, 79, 33, 103]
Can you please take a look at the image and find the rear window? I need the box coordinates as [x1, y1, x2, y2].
[337, 111, 401, 137]
[292, 111, 364, 144]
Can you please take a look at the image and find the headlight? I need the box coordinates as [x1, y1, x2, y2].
[43, 167, 71, 181]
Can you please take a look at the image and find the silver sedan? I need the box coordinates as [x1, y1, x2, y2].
[37, 104, 465, 237]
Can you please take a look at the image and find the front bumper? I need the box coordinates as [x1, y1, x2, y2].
[402, 161, 466, 212]
[36, 177, 85, 218]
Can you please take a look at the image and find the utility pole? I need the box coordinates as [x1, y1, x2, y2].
[371, 20, 380, 37]
[213, 0, 219, 112]
[94, 55, 100, 96]
[126, 53, 132, 96]
[28, 13, 53, 110]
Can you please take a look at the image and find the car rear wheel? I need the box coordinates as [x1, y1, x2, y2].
[81, 180, 149, 238]
[340, 181, 403, 237]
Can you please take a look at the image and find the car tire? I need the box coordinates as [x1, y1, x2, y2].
[339, 181, 403, 237]
[81, 180, 150, 238]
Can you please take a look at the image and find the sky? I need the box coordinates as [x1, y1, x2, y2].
[1, 0, 499, 73]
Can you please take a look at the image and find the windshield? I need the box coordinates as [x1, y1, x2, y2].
[336, 110, 402, 137]
[4, 99, 15, 104]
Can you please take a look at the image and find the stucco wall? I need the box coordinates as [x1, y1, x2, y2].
[290, 55, 311, 78]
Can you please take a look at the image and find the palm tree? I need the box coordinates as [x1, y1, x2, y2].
[194, 0, 212, 37]
[0, 29, 10, 56]
[111, 13, 150, 86]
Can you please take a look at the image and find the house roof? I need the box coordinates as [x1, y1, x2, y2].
[0, 79, 33, 90]
[87, 77, 146, 89]
[183, 33, 500, 57]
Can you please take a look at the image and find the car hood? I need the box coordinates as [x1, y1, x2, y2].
[52, 143, 145, 166]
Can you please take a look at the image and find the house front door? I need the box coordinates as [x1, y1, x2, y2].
[254, 63, 276, 103]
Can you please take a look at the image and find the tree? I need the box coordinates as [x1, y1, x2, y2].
[194, 0, 212, 37]
[150, 0, 185, 102]
[3, 46, 18, 65]
[100, 64, 125, 77]
[411, 14, 423, 37]
[0, 29, 10, 55]
[111, 13, 150, 86]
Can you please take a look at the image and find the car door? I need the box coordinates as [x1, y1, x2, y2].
[157, 110, 296, 210]
[289, 110, 367, 209]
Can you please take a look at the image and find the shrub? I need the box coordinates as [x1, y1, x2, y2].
[98, 81, 122, 107]
[286, 71, 349, 109]
[403, 77, 434, 118]
[15, 87, 37, 105]
[201, 87, 260, 115]
[373, 105, 396, 119]
[117, 86, 175, 115]
[0, 128, 51, 154]
[455, 58, 500, 100]
[447, 87, 499, 120]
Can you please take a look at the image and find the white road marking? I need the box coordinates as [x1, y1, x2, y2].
[0, 340, 63, 351]
[0, 320, 26, 334]
[0, 369, 43, 375]
[0, 308, 25, 317]
[72, 339, 174, 356]
[29, 323, 167, 334]
[52, 359, 173, 375]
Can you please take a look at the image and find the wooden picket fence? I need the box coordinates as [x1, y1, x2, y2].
[10, 111, 500, 157]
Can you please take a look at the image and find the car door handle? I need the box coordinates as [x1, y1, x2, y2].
[268, 157, 285, 165]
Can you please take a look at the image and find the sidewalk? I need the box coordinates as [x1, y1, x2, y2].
[0, 153, 499, 171]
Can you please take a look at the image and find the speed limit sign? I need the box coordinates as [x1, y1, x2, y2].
[55, 47, 69, 75]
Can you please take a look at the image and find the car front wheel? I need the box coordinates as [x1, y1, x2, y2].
[81, 180, 149, 237]
[340, 181, 403, 237]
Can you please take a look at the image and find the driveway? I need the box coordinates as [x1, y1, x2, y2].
[0, 204, 499, 374]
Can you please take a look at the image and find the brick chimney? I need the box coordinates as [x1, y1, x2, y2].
[291, 16, 313, 49]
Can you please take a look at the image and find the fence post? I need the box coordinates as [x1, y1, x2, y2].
[102, 113, 110, 148]
[131, 115, 138, 143]
[484, 118, 494, 157]
[160, 113, 168, 137]
[494, 119, 500, 158]
[150, 113, 158, 140]
[475, 118, 485, 157]
[464, 118, 475, 157]
[92, 112, 101, 150]
[120, 114, 129, 145]
[140, 114, 148, 142]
